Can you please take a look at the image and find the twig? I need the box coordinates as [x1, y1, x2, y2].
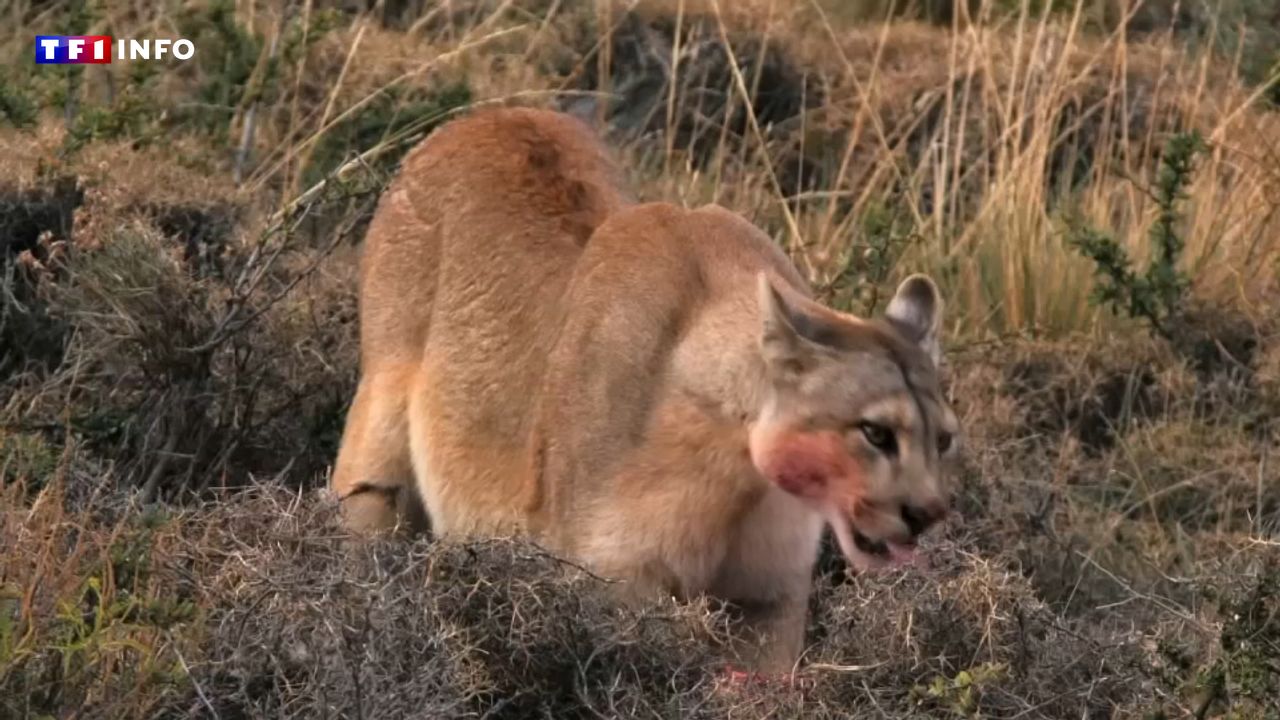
[170, 631, 220, 719]
[805, 661, 887, 673]
[512, 543, 619, 585]
[1073, 550, 1206, 628]
[140, 400, 184, 503]
[234, 16, 286, 185]
[184, 174, 378, 355]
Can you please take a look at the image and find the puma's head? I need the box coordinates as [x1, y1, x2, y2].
[748, 273, 959, 572]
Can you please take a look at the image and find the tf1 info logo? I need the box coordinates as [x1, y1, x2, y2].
[35, 36, 195, 64]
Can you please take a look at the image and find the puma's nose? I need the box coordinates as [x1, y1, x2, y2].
[901, 499, 947, 537]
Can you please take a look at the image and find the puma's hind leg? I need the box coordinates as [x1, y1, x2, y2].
[331, 364, 428, 534]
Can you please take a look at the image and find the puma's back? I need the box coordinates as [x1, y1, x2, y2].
[331, 107, 627, 533]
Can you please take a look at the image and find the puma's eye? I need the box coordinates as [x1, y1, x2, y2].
[858, 422, 897, 454]
[937, 431, 953, 454]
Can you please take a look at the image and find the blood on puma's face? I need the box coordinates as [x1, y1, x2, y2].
[748, 273, 959, 572]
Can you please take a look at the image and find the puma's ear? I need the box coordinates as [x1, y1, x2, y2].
[885, 273, 944, 365]
[757, 273, 817, 378]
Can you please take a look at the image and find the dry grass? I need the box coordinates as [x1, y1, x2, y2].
[3, 0, 1276, 336]
[6, 469, 1262, 718]
[2, 0, 1279, 717]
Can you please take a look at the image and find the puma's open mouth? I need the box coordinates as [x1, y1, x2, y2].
[852, 528, 887, 556]
[825, 507, 919, 571]
[852, 528, 917, 566]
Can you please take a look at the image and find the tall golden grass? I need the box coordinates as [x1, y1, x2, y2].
[631, 0, 1279, 337]
[5, 0, 1275, 339]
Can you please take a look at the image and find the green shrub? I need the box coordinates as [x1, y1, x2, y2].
[1069, 131, 1204, 342]
[822, 200, 917, 316]
[0, 76, 37, 129]
[0, 431, 61, 486]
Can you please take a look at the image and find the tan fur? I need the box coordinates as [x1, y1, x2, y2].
[331, 107, 960, 673]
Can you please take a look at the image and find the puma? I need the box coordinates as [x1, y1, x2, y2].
[331, 106, 959, 673]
